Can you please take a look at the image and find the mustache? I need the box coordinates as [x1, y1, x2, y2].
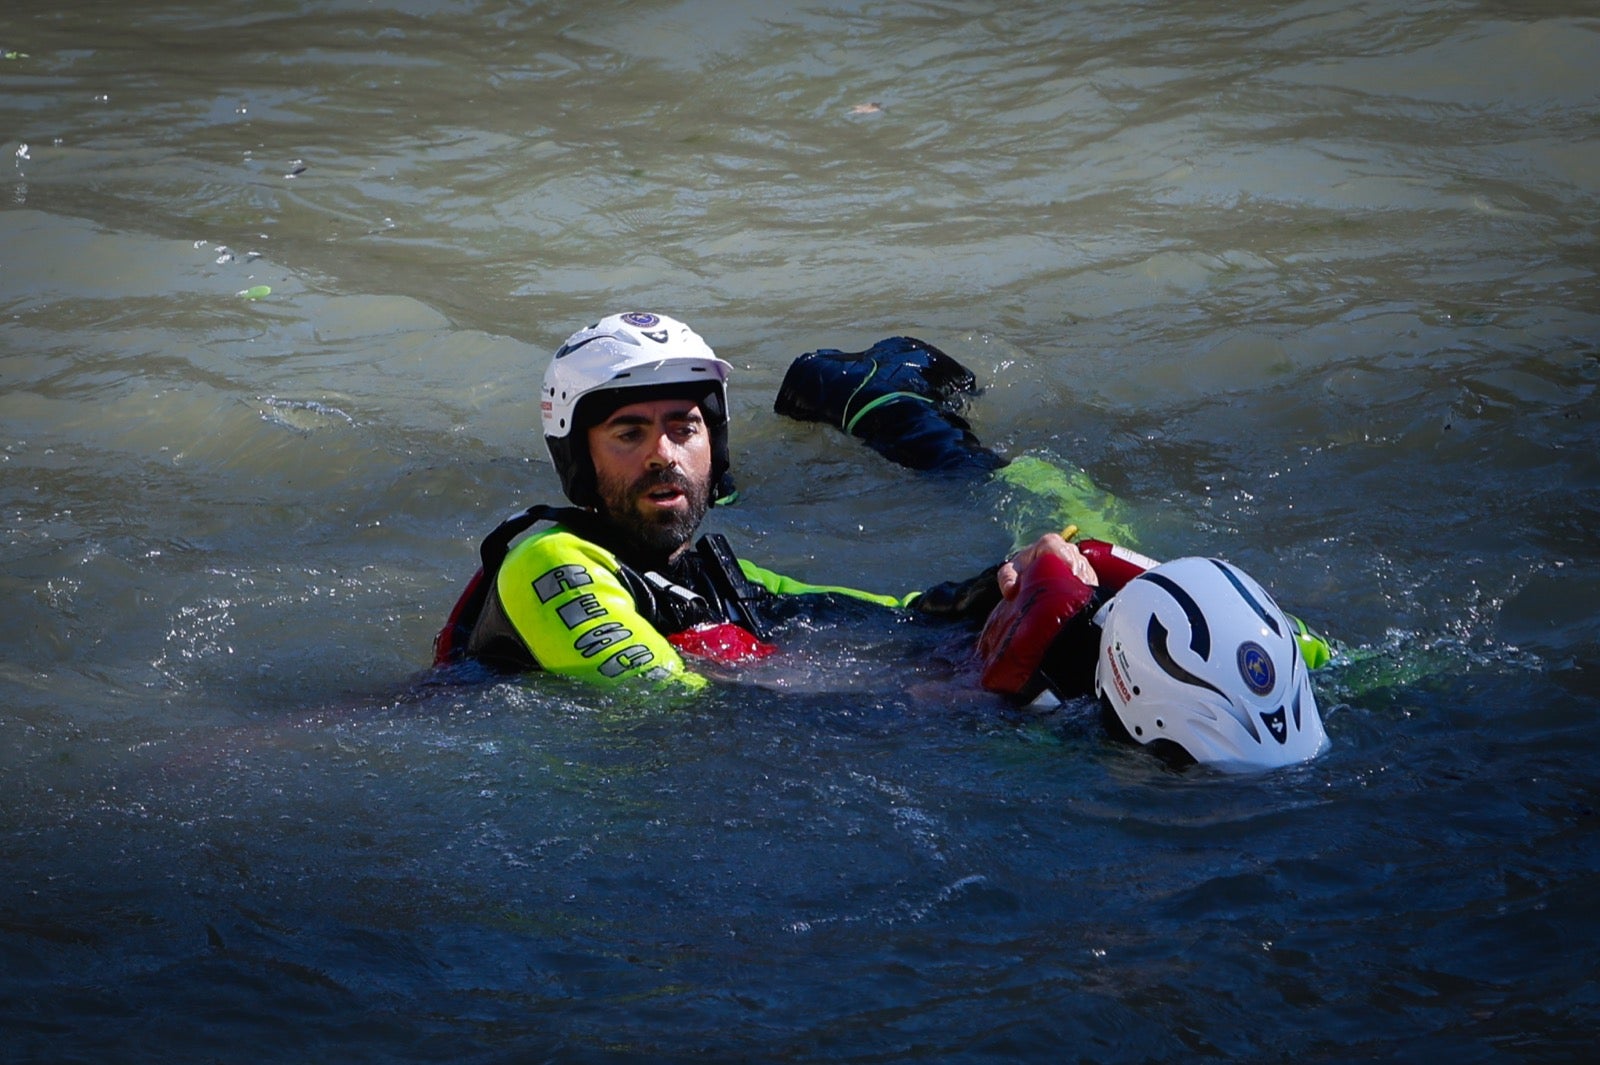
[631, 468, 694, 495]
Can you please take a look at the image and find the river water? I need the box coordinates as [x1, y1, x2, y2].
[3, 1, 1597, 1061]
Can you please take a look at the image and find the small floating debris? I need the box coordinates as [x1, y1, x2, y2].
[238, 285, 271, 300]
[850, 101, 883, 114]
[14, 143, 29, 161]
[285, 159, 306, 178]
[3, 49, 29, 61]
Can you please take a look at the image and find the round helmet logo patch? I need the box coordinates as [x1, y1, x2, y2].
[620, 312, 660, 328]
[1237, 642, 1275, 695]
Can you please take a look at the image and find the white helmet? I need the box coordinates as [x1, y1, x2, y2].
[1094, 557, 1328, 771]
[540, 312, 732, 507]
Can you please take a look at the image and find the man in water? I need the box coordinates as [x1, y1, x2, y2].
[436, 311, 1045, 688]
[436, 311, 1329, 770]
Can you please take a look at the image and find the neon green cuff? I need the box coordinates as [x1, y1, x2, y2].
[992, 455, 1139, 548]
[1289, 614, 1333, 671]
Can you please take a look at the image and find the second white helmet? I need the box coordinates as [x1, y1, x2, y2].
[1094, 557, 1328, 771]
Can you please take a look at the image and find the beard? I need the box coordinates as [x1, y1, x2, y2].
[594, 465, 711, 565]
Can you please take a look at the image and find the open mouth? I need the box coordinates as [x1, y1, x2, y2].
[643, 482, 685, 507]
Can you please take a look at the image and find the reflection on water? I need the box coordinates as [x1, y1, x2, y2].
[2, 0, 1598, 1060]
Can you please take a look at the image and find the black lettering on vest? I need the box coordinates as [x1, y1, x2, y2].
[574, 621, 631, 659]
[533, 564, 592, 604]
[600, 645, 655, 677]
[556, 593, 606, 630]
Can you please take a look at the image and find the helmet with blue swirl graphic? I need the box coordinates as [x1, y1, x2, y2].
[541, 312, 732, 508]
[1093, 557, 1328, 771]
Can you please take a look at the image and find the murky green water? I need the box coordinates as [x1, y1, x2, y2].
[4, 1, 1598, 1061]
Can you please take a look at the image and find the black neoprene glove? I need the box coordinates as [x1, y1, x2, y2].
[775, 337, 1007, 474]
[912, 563, 1004, 621]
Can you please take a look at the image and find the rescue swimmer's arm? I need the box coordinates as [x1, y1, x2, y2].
[916, 534, 1098, 625]
[735, 534, 1100, 626]
[774, 340, 1335, 676]
[736, 558, 921, 609]
[774, 340, 1135, 547]
[494, 531, 705, 690]
[774, 337, 1004, 474]
[991, 456, 1139, 552]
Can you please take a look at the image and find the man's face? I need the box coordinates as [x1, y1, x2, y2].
[588, 397, 714, 562]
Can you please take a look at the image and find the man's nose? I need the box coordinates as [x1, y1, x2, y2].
[644, 429, 678, 468]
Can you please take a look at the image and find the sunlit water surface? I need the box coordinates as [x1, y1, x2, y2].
[3, 1, 1597, 1061]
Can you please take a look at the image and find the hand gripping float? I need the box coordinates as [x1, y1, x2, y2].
[976, 526, 1163, 701]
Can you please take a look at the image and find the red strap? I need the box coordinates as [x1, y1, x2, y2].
[669, 623, 778, 664]
[1076, 539, 1159, 593]
[977, 552, 1096, 696]
[432, 567, 485, 667]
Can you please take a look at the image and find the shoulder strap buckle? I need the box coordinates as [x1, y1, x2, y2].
[695, 533, 772, 641]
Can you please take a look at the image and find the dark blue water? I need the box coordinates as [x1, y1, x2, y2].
[4, 0, 1599, 1061]
[8, 643, 1597, 1061]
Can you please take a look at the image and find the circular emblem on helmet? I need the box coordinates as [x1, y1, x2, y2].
[620, 312, 660, 328]
[1237, 641, 1275, 695]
